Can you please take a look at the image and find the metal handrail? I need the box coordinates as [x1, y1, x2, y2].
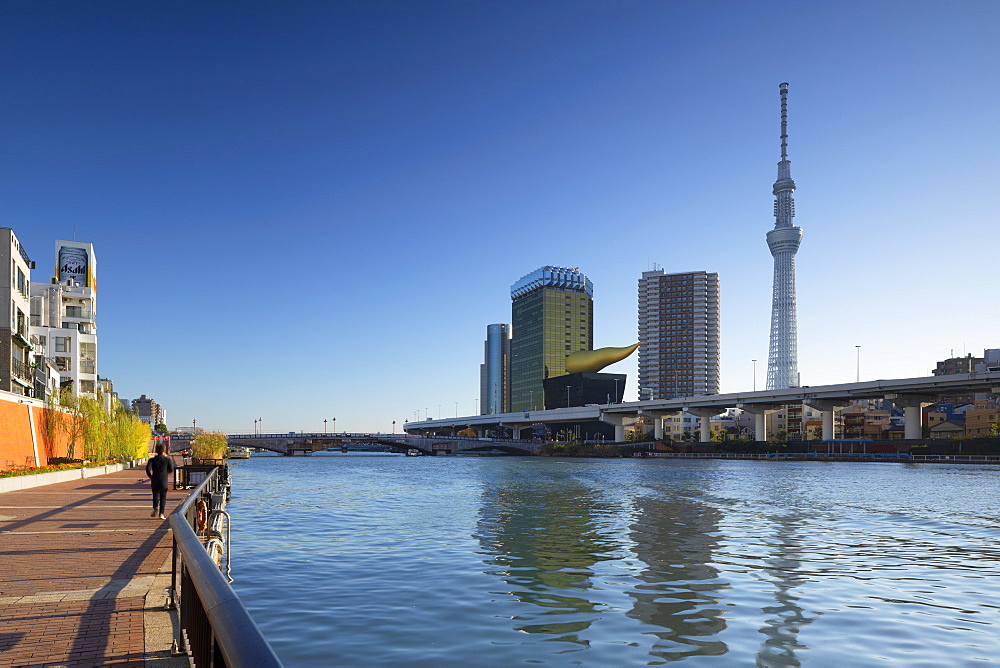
[169, 467, 281, 666]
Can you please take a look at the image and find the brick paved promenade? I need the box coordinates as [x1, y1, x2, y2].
[0, 465, 183, 666]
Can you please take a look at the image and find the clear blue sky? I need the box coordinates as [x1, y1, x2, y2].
[3, 1, 998, 433]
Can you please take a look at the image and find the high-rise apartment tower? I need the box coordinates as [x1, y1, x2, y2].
[132, 394, 166, 428]
[509, 266, 593, 412]
[766, 82, 803, 389]
[480, 323, 511, 414]
[638, 270, 720, 399]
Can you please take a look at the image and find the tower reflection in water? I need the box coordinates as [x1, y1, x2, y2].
[754, 510, 821, 667]
[475, 472, 613, 646]
[626, 494, 728, 661]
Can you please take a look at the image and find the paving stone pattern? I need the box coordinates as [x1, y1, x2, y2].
[0, 466, 179, 666]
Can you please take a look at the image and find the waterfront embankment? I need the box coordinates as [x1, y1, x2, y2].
[0, 464, 184, 666]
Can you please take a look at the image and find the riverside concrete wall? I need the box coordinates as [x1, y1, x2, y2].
[0, 394, 75, 470]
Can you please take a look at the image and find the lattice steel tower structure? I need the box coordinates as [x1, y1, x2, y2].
[766, 83, 803, 390]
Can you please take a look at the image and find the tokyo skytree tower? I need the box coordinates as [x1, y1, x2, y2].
[766, 83, 803, 390]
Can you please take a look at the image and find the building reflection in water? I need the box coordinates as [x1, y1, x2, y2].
[474, 472, 615, 646]
[475, 463, 733, 662]
[626, 494, 729, 661]
[755, 511, 821, 667]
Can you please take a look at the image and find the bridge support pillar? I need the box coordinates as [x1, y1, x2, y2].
[803, 400, 840, 441]
[885, 393, 933, 440]
[639, 411, 669, 441]
[508, 424, 528, 439]
[904, 406, 921, 439]
[823, 411, 834, 441]
[737, 403, 783, 442]
[685, 407, 719, 443]
[599, 412, 637, 443]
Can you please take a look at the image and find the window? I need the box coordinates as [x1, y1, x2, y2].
[55, 337, 69, 353]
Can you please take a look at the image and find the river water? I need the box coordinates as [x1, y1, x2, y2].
[226, 454, 1000, 666]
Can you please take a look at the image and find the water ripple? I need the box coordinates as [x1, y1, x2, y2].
[228, 456, 1000, 665]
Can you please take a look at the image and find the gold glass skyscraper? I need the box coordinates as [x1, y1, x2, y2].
[510, 266, 593, 412]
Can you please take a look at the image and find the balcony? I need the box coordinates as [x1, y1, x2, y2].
[11, 358, 33, 384]
[13, 328, 34, 350]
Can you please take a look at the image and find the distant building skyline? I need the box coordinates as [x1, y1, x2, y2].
[637, 269, 720, 400]
[509, 266, 593, 412]
[132, 393, 166, 428]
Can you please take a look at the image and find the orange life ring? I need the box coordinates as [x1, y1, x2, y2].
[195, 500, 208, 532]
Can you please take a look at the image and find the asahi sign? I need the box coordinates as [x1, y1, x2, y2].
[55, 241, 96, 289]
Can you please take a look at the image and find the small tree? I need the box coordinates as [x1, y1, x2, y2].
[154, 423, 168, 434]
[192, 431, 229, 461]
[78, 396, 107, 461]
[54, 389, 86, 460]
[106, 403, 151, 461]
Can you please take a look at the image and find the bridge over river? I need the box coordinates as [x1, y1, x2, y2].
[171, 433, 545, 456]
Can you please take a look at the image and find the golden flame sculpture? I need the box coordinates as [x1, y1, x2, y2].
[565, 343, 640, 374]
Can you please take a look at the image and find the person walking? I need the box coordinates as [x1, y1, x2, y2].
[145, 443, 174, 520]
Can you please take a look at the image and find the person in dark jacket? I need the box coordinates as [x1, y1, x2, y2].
[145, 443, 174, 519]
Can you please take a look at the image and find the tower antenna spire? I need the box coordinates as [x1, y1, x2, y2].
[779, 82, 789, 161]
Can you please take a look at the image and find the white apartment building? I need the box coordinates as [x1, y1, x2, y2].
[29, 240, 99, 399]
[1, 228, 37, 397]
[638, 269, 720, 400]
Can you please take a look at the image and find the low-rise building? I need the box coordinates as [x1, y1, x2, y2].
[964, 400, 999, 437]
[928, 420, 965, 439]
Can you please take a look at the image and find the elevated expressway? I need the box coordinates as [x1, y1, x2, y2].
[406, 371, 1000, 442]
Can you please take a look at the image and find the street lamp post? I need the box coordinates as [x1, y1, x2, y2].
[455, 402, 458, 418]
[566, 385, 571, 409]
[856, 345, 861, 382]
[475, 398, 479, 415]
[253, 418, 257, 435]
[752, 359, 757, 391]
[324, 419, 327, 434]
[332, 417, 336, 434]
